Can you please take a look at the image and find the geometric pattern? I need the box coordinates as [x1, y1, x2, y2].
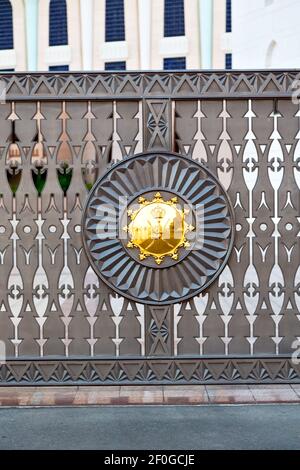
[0, 358, 300, 385]
[1, 71, 300, 100]
[0, 71, 299, 384]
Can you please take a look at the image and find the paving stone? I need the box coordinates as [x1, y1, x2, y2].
[120, 386, 163, 404]
[0, 385, 299, 406]
[249, 385, 300, 403]
[163, 385, 209, 404]
[291, 384, 300, 399]
[54, 390, 77, 406]
[30, 391, 56, 406]
[0, 397, 21, 406]
[74, 386, 120, 405]
[0, 387, 35, 406]
[206, 385, 255, 404]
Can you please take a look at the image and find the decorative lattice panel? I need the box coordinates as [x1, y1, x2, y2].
[0, 71, 299, 384]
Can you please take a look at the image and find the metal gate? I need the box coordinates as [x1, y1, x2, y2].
[0, 70, 299, 385]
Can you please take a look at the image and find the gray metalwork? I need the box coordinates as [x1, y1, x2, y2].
[0, 70, 299, 385]
[0, 70, 299, 100]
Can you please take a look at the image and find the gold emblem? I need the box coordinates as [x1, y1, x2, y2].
[123, 192, 194, 265]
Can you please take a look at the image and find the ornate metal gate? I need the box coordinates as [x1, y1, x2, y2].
[0, 70, 299, 385]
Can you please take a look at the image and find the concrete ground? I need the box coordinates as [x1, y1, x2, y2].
[0, 404, 300, 450]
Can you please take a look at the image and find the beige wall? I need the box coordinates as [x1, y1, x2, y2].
[66, 0, 81, 70]
[124, 0, 139, 69]
[38, 0, 50, 70]
[212, 0, 227, 69]
[11, 0, 26, 71]
[93, 0, 105, 69]
[184, 0, 201, 69]
[151, 0, 163, 69]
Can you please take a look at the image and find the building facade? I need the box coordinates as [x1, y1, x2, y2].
[0, 0, 232, 72]
[231, 0, 300, 69]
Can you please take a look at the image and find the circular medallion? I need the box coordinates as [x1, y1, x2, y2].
[82, 152, 234, 305]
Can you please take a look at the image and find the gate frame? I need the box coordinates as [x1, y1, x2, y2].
[0, 69, 299, 385]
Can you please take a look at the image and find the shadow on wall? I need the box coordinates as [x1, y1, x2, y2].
[265, 39, 277, 68]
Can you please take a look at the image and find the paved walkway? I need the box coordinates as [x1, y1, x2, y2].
[0, 384, 300, 406]
[0, 404, 299, 449]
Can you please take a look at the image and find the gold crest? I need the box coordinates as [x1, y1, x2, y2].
[123, 192, 194, 265]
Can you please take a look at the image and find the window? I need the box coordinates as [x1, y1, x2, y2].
[105, 61, 126, 71]
[164, 57, 186, 70]
[49, 0, 68, 46]
[164, 0, 185, 37]
[105, 0, 125, 42]
[225, 53, 232, 70]
[226, 0, 232, 33]
[0, 0, 13, 50]
[49, 65, 69, 71]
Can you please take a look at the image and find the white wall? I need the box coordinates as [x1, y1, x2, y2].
[232, 0, 300, 69]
